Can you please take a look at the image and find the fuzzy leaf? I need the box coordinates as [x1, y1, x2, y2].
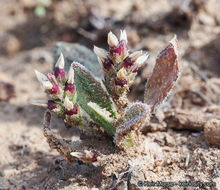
[116, 102, 151, 137]
[72, 62, 116, 134]
[145, 36, 180, 110]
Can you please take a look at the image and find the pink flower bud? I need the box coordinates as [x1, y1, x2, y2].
[54, 67, 66, 80]
[132, 66, 138, 73]
[54, 53, 66, 82]
[47, 73, 58, 85]
[47, 100, 57, 110]
[48, 84, 59, 94]
[109, 40, 128, 57]
[66, 104, 78, 116]
[70, 150, 100, 163]
[120, 30, 128, 43]
[90, 150, 99, 162]
[119, 40, 128, 56]
[114, 78, 128, 87]
[64, 83, 75, 93]
[123, 56, 133, 68]
[103, 59, 114, 71]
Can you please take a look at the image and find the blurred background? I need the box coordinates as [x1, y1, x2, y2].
[0, 0, 220, 189]
[1, 0, 220, 101]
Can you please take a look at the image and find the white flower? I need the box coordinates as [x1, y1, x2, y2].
[30, 99, 47, 108]
[93, 46, 108, 62]
[35, 70, 53, 90]
[108, 31, 119, 47]
[130, 50, 143, 62]
[136, 53, 149, 66]
[64, 96, 73, 110]
[120, 30, 128, 43]
[55, 53, 65, 68]
[35, 70, 48, 82]
[70, 151, 84, 159]
[42, 81, 53, 90]
[67, 66, 75, 84]
[117, 68, 127, 80]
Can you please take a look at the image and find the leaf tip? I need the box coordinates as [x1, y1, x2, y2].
[169, 35, 178, 56]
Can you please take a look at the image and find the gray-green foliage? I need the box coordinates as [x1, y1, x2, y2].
[35, 31, 179, 146]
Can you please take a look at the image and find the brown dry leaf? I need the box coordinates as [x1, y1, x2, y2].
[145, 36, 180, 110]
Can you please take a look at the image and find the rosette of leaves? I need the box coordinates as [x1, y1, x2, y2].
[33, 30, 180, 164]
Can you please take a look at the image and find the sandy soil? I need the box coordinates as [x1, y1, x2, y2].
[1, 0, 220, 189]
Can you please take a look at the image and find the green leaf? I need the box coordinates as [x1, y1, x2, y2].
[72, 62, 116, 135]
[116, 102, 151, 137]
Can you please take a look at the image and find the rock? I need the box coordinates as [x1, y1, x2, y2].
[204, 119, 220, 146]
[6, 35, 21, 55]
[0, 72, 15, 101]
[54, 42, 103, 79]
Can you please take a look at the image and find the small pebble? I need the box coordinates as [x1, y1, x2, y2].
[0, 72, 16, 101]
[204, 119, 220, 146]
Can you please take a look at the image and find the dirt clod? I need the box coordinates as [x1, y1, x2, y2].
[204, 119, 220, 146]
[1, 0, 220, 189]
[0, 72, 15, 101]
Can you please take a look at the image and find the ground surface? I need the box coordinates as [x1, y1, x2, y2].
[1, 0, 220, 189]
